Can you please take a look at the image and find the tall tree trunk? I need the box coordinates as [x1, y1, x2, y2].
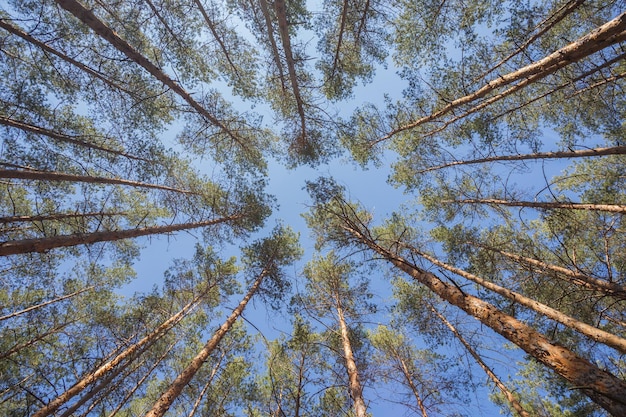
[430, 306, 530, 417]
[405, 245, 626, 353]
[375, 12, 626, 144]
[471, 242, 626, 299]
[389, 346, 429, 417]
[336, 304, 367, 417]
[0, 319, 80, 360]
[447, 198, 626, 214]
[0, 286, 94, 322]
[0, 212, 126, 225]
[0, 115, 151, 162]
[0, 168, 192, 194]
[258, 0, 287, 92]
[32, 295, 204, 417]
[416, 146, 626, 174]
[143, 268, 268, 417]
[0, 214, 242, 256]
[54, 0, 249, 150]
[336, 215, 626, 415]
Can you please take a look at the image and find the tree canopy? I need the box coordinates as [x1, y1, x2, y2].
[1, 0, 625, 416]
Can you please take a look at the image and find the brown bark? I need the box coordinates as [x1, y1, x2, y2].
[143, 268, 268, 417]
[193, 0, 241, 78]
[386, 343, 429, 417]
[430, 306, 530, 417]
[273, 0, 307, 138]
[0, 319, 79, 360]
[107, 342, 178, 417]
[335, 210, 626, 415]
[187, 351, 224, 417]
[473, 243, 626, 300]
[0, 212, 126, 224]
[0, 214, 242, 256]
[328, 0, 350, 80]
[406, 246, 626, 353]
[32, 295, 204, 417]
[54, 0, 249, 150]
[0, 286, 94, 322]
[0, 115, 152, 162]
[0, 168, 194, 194]
[416, 146, 626, 174]
[258, 0, 287, 92]
[375, 12, 626, 145]
[336, 303, 367, 417]
[447, 198, 626, 214]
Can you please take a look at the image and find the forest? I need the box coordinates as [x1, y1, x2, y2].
[0, 0, 625, 415]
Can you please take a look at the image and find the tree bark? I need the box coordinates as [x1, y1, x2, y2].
[375, 12, 626, 144]
[143, 268, 268, 417]
[0, 214, 242, 256]
[406, 245, 626, 353]
[0, 168, 194, 194]
[472, 242, 626, 300]
[0, 212, 126, 224]
[258, 0, 287, 92]
[416, 146, 626, 174]
[447, 198, 626, 214]
[32, 295, 203, 417]
[0, 286, 94, 322]
[0, 115, 152, 162]
[430, 306, 531, 417]
[336, 303, 367, 417]
[54, 0, 249, 150]
[336, 213, 626, 415]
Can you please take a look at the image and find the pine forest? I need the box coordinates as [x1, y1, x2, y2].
[1, 0, 625, 415]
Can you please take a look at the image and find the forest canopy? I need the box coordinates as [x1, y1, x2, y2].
[1, 0, 625, 416]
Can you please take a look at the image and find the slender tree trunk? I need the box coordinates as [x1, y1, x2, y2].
[143, 268, 268, 417]
[0, 319, 79, 360]
[336, 304, 367, 417]
[54, 0, 248, 149]
[107, 341, 178, 417]
[392, 350, 429, 417]
[405, 245, 626, 353]
[0, 286, 94, 322]
[0, 168, 194, 194]
[32, 295, 204, 417]
[447, 198, 626, 214]
[416, 146, 626, 174]
[375, 12, 626, 144]
[273, 0, 307, 138]
[0, 214, 242, 256]
[0, 212, 126, 225]
[258, 0, 287, 92]
[337, 218, 626, 415]
[144, 0, 185, 50]
[187, 351, 224, 417]
[329, 0, 350, 80]
[430, 306, 530, 417]
[0, 19, 138, 97]
[472, 242, 626, 299]
[0, 115, 152, 162]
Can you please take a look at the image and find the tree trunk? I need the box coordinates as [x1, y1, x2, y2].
[376, 12, 626, 144]
[338, 219, 626, 415]
[0, 212, 126, 225]
[393, 350, 429, 417]
[406, 245, 626, 353]
[32, 295, 203, 417]
[54, 0, 248, 149]
[0, 168, 194, 194]
[336, 304, 367, 417]
[143, 268, 268, 417]
[416, 146, 626, 174]
[447, 198, 626, 214]
[0, 286, 94, 322]
[472, 242, 626, 299]
[0, 115, 151, 162]
[430, 306, 530, 417]
[258, 0, 287, 92]
[0, 214, 242, 256]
